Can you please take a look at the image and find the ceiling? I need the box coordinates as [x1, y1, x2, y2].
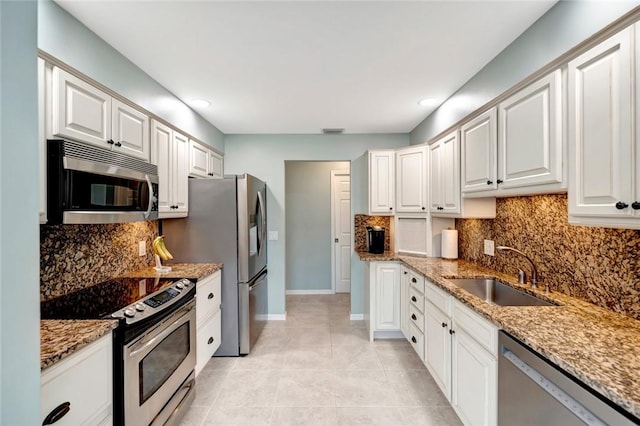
[55, 1, 557, 135]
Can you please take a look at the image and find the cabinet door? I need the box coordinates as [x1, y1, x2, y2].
[189, 140, 210, 178]
[441, 131, 461, 213]
[375, 263, 400, 330]
[499, 70, 563, 189]
[461, 108, 497, 193]
[369, 151, 395, 214]
[451, 329, 497, 426]
[396, 146, 427, 213]
[569, 27, 633, 219]
[111, 99, 150, 161]
[400, 268, 410, 339]
[429, 140, 444, 213]
[424, 302, 451, 400]
[172, 131, 189, 215]
[209, 151, 224, 179]
[151, 120, 173, 215]
[52, 67, 111, 148]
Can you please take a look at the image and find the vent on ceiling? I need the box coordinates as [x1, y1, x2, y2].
[322, 128, 344, 134]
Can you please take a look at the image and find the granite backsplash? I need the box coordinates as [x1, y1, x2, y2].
[456, 194, 640, 320]
[354, 214, 392, 252]
[40, 221, 158, 301]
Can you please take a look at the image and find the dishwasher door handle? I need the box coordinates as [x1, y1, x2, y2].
[502, 346, 607, 426]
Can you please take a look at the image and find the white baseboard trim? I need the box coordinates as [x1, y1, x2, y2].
[350, 314, 364, 321]
[373, 330, 405, 340]
[285, 289, 335, 295]
[266, 313, 287, 321]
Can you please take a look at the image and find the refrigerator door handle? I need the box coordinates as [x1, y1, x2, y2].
[257, 190, 266, 257]
[250, 269, 268, 289]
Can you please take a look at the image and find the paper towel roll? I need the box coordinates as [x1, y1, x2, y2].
[441, 229, 458, 259]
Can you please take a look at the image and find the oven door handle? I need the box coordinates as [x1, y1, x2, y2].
[143, 174, 155, 219]
[128, 304, 194, 359]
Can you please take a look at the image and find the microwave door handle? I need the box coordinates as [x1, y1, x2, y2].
[257, 190, 266, 256]
[144, 174, 154, 219]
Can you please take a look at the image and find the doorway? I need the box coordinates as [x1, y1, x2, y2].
[331, 170, 351, 293]
[285, 161, 351, 294]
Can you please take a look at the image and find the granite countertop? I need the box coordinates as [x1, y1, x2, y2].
[119, 262, 223, 280]
[41, 319, 117, 370]
[41, 263, 222, 370]
[358, 251, 640, 419]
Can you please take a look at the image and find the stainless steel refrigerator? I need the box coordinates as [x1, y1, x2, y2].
[163, 174, 268, 356]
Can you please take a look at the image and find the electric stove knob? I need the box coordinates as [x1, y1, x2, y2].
[123, 309, 136, 318]
[135, 303, 146, 312]
[176, 281, 185, 290]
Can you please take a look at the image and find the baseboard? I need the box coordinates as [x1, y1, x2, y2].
[266, 313, 287, 321]
[373, 330, 405, 340]
[350, 314, 364, 320]
[285, 289, 335, 295]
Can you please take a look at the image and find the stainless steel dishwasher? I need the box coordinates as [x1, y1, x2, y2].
[498, 331, 639, 426]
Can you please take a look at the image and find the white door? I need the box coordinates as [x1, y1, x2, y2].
[151, 120, 172, 215]
[374, 263, 400, 330]
[189, 139, 210, 178]
[396, 146, 427, 213]
[332, 171, 351, 293]
[429, 140, 444, 213]
[461, 108, 497, 193]
[209, 151, 224, 179]
[111, 99, 150, 161]
[368, 151, 395, 214]
[569, 27, 633, 218]
[172, 131, 189, 215]
[424, 301, 452, 399]
[442, 131, 461, 213]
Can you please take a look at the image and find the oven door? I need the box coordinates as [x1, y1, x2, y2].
[124, 301, 196, 426]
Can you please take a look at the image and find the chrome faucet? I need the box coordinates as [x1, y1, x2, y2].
[496, 246, 541, 290]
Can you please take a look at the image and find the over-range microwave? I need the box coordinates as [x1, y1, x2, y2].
[47, 139, 158, 224]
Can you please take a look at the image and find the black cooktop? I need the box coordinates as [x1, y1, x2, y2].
[41, 277, 178, 320]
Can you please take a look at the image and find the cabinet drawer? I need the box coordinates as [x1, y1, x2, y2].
[41, 334, 112, 426]
[408, 321, 424, 361]
[409, 303, 424, 333]
[196, 308, 222, 376]
[409, 286, 425, 314]
[197, 271, 221, 325]
[425, 279, 451, 316]
[452, 299, 498, 356]
[407, 270, 425, 294]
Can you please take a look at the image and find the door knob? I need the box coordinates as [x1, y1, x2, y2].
[335, 238, 339, 243]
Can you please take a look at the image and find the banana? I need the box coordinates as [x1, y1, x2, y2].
[152, 236, 173, 261]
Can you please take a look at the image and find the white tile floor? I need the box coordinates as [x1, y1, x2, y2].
[179, 294, 462, 426]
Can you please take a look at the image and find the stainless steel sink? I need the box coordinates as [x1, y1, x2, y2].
[448, 278, 558, 307]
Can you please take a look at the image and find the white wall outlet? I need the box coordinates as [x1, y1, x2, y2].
[138, 240, 146, 256]
[484, 239, 495, 256]
[268, 231, 278, 241]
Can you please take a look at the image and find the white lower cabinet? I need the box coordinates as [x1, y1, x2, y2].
[366, 262, 402, 340]
[400, 267, 410, 339]
[41, 334, 113, 425]
[195, 270, 222, 376]
[422, 279, 498, 426]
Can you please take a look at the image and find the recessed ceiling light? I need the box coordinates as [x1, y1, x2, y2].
[189, 99, 211, 108]
[418, 98, 438, 107]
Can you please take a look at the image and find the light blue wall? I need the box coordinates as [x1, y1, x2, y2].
[285, 161, 350, 292]
[1, 1, 41, 423]
[224, 134, 409, 316]
[349, 153, 368, 316]
[411, 1, 640, 144]
[37, 0, 224, 152]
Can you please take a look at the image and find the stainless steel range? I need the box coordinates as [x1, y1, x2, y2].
[41, 277, 197, 426]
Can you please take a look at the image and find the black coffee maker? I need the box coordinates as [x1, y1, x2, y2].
[366, 226, 385, 254]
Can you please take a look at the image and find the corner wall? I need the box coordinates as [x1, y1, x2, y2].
[224, 133, 409, 316]
[0, 1, 41, 423]
[410, 1, 640, 144]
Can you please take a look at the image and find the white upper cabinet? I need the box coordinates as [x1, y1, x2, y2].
[430, 130, 496, 218]
[498, 69, 563, 191]
[368, 150, 396, 215]
[209, 150, 224, 179]
[188, 139, 224, 179]
[189, 139, 210, 178]
[568, 26, 637, 227]
[39, 58, 47, 224]
[461, 108, 498, 194]
[152, 120, 188, 218]
[111, 99, 150, 161]
[396, 145, 428, 213]
[52, 67, 111, 147]
[52, 67, 150, 162]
